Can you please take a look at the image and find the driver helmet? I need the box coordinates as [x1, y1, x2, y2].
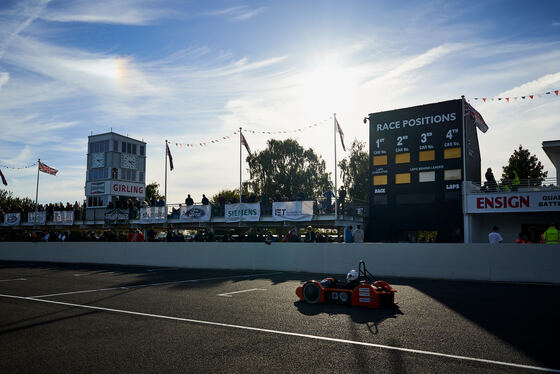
[347, 269, 358, 282]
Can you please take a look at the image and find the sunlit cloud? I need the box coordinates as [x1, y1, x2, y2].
[203, 5, 265, 21]
[39, 0, 170, 25]
[0, 72, 9, 89]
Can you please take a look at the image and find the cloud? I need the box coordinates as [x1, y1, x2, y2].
[0, 71, 9, 89]
[39, 0, 170, 25]
[0, 0, 51, 57]
[203, 5, 265, 21]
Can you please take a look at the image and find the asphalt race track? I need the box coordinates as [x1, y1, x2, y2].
[1, 261, 559, 373]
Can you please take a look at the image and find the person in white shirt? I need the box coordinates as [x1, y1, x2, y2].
[353, 225, 365, 243]
[488, 226, 503, 244]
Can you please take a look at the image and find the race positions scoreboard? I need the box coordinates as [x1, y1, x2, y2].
[366, 99, 481, 242]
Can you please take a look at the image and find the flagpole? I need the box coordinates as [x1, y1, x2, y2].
[239, 127, 242, 204]
[333, 114, 338, 218]
[164, 140, 168, 224]
[34, 158, 40, 225]
[461, 95, 470, 243]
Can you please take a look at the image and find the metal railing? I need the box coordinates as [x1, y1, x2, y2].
[466, 177, 559, 194]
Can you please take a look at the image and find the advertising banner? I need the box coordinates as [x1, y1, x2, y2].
[53, 210, 74, 225]
[466, 191, 560, 213]
[140, 206, 166, 224]
[272, 201, 314, 221]
[179, 205, 212, 222]
[3, 212, 21, 226]
[224, 203, 260, 223]
[88, 181, 106, 195]
[104, 209, 129, 224]
[110, 181, 145, 198]
[27, 211, 46, 225]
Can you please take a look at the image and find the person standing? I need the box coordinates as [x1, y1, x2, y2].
[185, 194, 194, 206]
[542, 224, 559, 244]
[485, 168, 497, 191]
[304, 226, 317, 243]
[353, 225, 364, 243]
[338, 186, 347, 214]
[488, 226, 503, 244]
[201, 194, 209, 205]
[323, 189, 334, 213]
[344, 225, 353, 243]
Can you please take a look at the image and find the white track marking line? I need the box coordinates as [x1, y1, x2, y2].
[0, 293, 558, 373]
[217, 288, 267, 297]
[0, 278, 26, 282]
[30, 272, 283, 298]
[146, 268, 180, 272]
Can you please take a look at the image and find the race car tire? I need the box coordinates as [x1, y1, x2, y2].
[302, 282, 321, 304]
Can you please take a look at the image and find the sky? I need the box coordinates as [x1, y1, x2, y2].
[0, 0, 559, 204]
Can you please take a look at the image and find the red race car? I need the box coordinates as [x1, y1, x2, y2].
[296, 261, 396, 308]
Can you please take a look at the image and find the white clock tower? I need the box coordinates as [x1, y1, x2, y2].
[85, 132, 147, 220]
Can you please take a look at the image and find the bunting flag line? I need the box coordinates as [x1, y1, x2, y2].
[170, 117, 332, 149]
[240, 132, 252, 157]
[0, 162, 37, 169]
[166, 143, 174, 171]
[0, 168, 7, 186]
[464, 100, 489, 133]
[468, 89, 559, 103]
[38, 161, 58, 176]
[336, 118, 346, 151]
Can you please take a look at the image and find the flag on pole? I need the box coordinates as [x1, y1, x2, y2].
[38, 161, 58, 175]
[336, 118, 346, 151]
[464, 101, 489, 133]
[166, 143, 174, 171]
[240, 132, 252, 157]
[0, 168, 7, 186]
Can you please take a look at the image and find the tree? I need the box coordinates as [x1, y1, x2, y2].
[246, 138, 332, 200]
[0, 189, 34, 211]
[145, 182, 163, 203]
[501, 145, 548, 185]
[338, 139, 369, 201]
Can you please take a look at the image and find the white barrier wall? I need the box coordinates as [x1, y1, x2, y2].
[0, 242, 559, 284]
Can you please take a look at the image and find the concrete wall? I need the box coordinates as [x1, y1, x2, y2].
[1, 242, 559, 284]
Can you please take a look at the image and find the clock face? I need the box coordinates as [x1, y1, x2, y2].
[121, 154, 137, 169]
[92, 153, 104, 168]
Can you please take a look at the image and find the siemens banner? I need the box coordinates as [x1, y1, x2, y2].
[224, 203, 260, 223]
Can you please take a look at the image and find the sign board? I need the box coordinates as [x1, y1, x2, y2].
[272, 201, 313, 221]
[87, 181, 106, 195]
[140, 206, 166, 224]
[224, 203, 260, 223]
[179, 205, 212, 222]
[53, 211, 74, 225]
[466, 191, 560, 213]
[110, 181, 145, 198]
[367, 99, 481, 242]
[105, 209, 129, 224]
[27, 211, 46, 225]
[3, 213, 21, 226]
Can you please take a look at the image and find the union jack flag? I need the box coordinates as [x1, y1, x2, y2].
[38, 161, 58, 175]
[464, 101, 489, 133]
[336, 119, 346, 151]
[240, 132, 252, 157]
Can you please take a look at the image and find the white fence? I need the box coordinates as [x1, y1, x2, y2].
[0, 242, 559, 284]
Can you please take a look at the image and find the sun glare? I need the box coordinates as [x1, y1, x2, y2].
[298, 61, 355, 114]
